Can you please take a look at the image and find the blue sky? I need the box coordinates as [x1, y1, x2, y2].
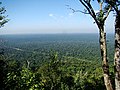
[0, 0, 115, 34]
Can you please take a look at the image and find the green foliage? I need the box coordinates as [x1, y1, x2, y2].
[37, 52, 63, 90]
[97, 10, 104, 24]
[0, 2, 9, 28]
[3, 52, 106, 90]
[1, 34, 115, 89]
[0, 59, 7, 89]
[5, 65, 42, 90]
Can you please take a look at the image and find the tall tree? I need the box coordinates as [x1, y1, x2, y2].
[114, 11, 120, 90]
[78, 0, 113, 90]
[105, 0, 120, 90]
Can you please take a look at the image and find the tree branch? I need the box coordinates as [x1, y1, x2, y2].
[107, 1, 119, 15]
[99, 2, 103, 11]
[79, 0, 92, 15]
[79, 0, 100, 28]
[68, 7, 89, 14]
[103, 6, 112, 21]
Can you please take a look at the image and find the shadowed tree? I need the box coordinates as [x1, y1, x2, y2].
[105, 0, 120, 90]
[114, 12, 120, 90]
[0, 2, 9, 90]
[113, 10, 120, 90]
[78, 0, 113, 90]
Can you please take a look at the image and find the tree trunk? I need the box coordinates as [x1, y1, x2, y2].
[114, 13, 120, 90]
[99, 26, 113, 90]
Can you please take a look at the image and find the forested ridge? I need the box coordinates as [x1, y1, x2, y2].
[0, 34, 115, 90]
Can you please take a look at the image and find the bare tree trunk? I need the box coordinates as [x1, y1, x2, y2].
[27, 60, 30, 69]
[99, 27, 113, 90]
[114, 13, 120, 90]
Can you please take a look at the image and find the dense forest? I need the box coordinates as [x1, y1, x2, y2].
[0, 34, 115, 90]
[1, 0, 120, 89]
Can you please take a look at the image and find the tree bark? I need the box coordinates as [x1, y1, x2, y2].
[99, 26, 113, 90]
[78, 1, 113, 89]
[114, 12, 120, 90]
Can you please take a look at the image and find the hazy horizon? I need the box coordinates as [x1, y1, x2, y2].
[0, 32, 114, 36]
[0, 0, 115, 34]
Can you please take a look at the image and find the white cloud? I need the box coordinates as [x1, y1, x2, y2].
[48, 12, 75, 22]
[49, 13, 57, 20]
[49, 13, 53, 17]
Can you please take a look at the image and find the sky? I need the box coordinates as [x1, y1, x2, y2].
[0, 0, 115, 34]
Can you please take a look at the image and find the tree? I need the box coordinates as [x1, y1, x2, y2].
[78, 0, 113, 90]
[0, 1, 9, 89]
[114, 12, 120, 90]
[105, 0, 120, 90]
[0, 2, 9, 28]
